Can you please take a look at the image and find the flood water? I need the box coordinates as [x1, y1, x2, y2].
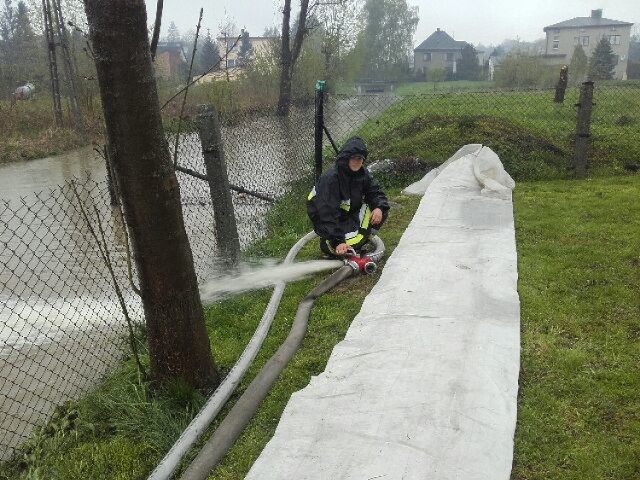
[0, 108, 315, 346]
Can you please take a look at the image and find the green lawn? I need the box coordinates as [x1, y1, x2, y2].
[396, 80, 496, 95]
[512, 176, 640, 480]
[336, 84, 640, 181]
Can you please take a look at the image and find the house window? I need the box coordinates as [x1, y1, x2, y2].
[446, 52, 454, 61]
[581, 36, 589, 46]
[424, 52, 431, 62]
[608, 35, 620, 45]
[553, 40, 559, 50]
[227, 59, 236, 68]
[574, 36, 581, 45]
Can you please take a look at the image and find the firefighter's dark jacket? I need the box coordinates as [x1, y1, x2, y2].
[307, 137, 389, 248]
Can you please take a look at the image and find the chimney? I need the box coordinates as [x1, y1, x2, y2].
[437, 28, 440, 32]
[591, 9, 602, 19]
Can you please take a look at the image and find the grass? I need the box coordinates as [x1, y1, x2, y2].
[512, 176, 640, 480]
[396, 80, 497, 95]
[0, 177, 422, 479]
[0, 98, 104, 162]
[344, 84, 640, 180]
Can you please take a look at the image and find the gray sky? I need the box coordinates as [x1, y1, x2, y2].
[148, 0, 639, 47]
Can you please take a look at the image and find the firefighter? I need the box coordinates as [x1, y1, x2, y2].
[307, 136, 389, 257]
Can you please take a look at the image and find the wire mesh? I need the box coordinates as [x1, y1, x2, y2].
[0, 103, 315, 460]
[324, 83, 639, 178]
[589, 83, 640, 171]
[0, 181, 141, 459]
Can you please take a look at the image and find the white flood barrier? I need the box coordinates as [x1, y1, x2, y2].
[246, 146, 519, 480]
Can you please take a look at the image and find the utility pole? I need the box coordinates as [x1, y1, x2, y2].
[42, 0, 63, 126]
[50, 0, 86, 140]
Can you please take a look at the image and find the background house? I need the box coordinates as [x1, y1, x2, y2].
[155, 42, 187, 80]
[414, 28, 466, 76]
[196, 36, 277, 83]
[414, 29, 484, 79]
[542, 9, 634, 80]
[217, 36, 276, 68]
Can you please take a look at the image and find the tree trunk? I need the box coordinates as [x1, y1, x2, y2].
[276, 0, 293, 117]
[276, 64, 293, 117]
[276, 0, 310, 117]
[84, 0, 219, 389]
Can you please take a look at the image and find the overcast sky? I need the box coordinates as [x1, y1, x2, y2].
[148, 0, 639, 47]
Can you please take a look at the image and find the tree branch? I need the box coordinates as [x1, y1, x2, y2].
[149, 0, 163, 61]
[291, 0, 311, 65]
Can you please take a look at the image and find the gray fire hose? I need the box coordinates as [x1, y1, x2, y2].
[148, 231, 318, 480]
[179, 236, 385, 480]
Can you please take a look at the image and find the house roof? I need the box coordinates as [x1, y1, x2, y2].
[544, 17, 633, 32]
[156, 41, 184, 52]
[414, 29, 467, 51]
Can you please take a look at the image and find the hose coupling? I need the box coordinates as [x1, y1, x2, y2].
[344, 254, 377, 275]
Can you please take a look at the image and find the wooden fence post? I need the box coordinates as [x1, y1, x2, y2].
[197, 104, 241, 266]
[554, 65, 568, 103]
[574, 81, 594, 178]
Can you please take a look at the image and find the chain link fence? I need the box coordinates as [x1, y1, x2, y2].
[2, 81, 638, 460]
[323, 82, 640, 179]
[0, 103, 315, 460]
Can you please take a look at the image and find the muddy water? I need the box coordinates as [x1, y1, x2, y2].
[0, 109, 315, 341]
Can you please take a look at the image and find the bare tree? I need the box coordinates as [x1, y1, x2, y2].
[277, 0, 345, 116]
[276, 0, 311, 116]
[84, 0, 219, 390]
[149, 0, 163, 60]
[315, 0, 359, 76]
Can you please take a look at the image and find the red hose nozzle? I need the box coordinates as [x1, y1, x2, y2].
[345, 255, 377, 274]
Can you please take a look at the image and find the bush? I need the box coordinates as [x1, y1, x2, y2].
[426, 68, 447, 83]
[495, 56, 557, 88]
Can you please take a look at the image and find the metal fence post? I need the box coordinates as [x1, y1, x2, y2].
[314, 80, 326, 183]
[554, 65, 568, 103]
[197, 104, 241, 265]
[574, 81, 594, 178]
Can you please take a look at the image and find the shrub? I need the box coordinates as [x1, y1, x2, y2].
[495, 55, 557, 88]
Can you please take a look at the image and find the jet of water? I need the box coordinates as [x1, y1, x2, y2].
[199, 259, 344, 303]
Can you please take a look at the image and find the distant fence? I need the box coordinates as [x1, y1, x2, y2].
[2, 81, 639, 459]
[321, 82, 640, 180]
